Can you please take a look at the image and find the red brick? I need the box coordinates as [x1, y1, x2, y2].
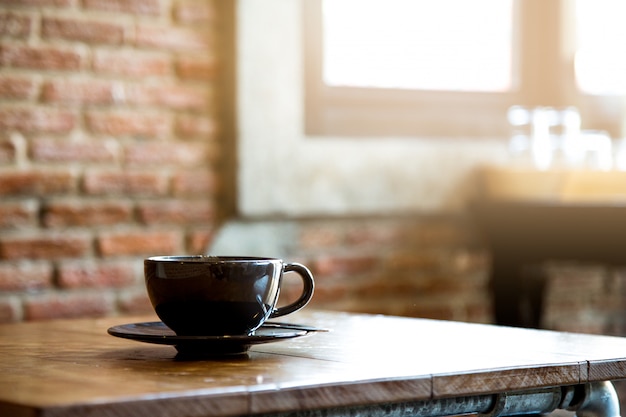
[24, 292, 113, 321]
[0, 200, 39, 229]
[176, 56, 217, 81]
[0, 138, 18, 163]
[420, 275, 482, 295]
[124, 84, 209, 110]
[278, 277, 311, 308]
[43, 199, 133, 227]
[82, 170, 169, 196]
[186, 228, 214, 254]
[353, 277, 422, 298]
[41, 79, 115, 105]
[0, 298, 20, 323]
[124, 142, 212, 166]
[0, 44, 83, 71]
[97, 229, 183, 256]
[298, 226, 343, 250]
[174, 0, 216, 24]
[312, 254, 380, 278]
[449, 249, 490, 275]
[346, 224, 403, 247]
[171, 170, 218, 195]
[30, 137, 118, 162]
[414, 222, 471, 246]
[0, 76, 37, 100]
[0, 232, 91, 260]
[0, 169, 77, 196]
[176, 114, 218, 138]
[0, 262, 53, 291]
[85, 111, 170, 138]
[0, 12, 33, 38]
[307, 282, 350, 304]
[465, 301, 493, 324]
[117, 289, 153, 315]
[398, 303, 456, 321]
[137, 199, 215, 225]
[546, 265, 606, 297]
[57, 260, 136, 289]
[83, 0, 161, 15]
[2, 0, 73, 6]
[608, 269, 626, 293]
[42, 17, 125, 45]
[135, 25, 212, 51]
[92, 50, 171, 78]
[0, 108, 76, 134]
[386, 251, 441, 272]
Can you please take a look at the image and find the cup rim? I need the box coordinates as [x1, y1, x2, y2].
[145, 255, 281, 263]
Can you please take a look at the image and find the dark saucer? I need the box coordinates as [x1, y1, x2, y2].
[107, 321, 325, 356]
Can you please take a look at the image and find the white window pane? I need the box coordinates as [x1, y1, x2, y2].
[575, 0, 626, 95]
[322, 0, 513, 92]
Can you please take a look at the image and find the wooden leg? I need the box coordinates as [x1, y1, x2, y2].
[491, 257, 524, 327]
[520, 264, 548, 329]
[491, 258, 547, 328]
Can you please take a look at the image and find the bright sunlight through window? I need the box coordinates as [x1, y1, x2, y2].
[322, 0, 514, 92]
[575, 0, 626, 95]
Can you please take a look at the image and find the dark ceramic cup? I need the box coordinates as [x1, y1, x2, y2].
[144, 256, 315, 336]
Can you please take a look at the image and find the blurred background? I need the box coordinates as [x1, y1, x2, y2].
[1, 0, 626, 345]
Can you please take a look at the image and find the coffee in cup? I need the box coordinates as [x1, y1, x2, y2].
[144, 256, 315, 336]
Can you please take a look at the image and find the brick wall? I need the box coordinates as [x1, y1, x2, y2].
[213, 217, 493, 324]
[542, 263, 626, 335]
[0, 0, 220, 321]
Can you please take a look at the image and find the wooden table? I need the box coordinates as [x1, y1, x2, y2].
[1, 310, 626, 417]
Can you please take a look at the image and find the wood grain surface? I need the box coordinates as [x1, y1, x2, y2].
[2, 310, 626, 417]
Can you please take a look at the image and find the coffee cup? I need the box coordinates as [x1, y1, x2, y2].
[144, 256, 315, 336]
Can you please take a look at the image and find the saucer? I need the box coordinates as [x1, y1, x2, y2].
[107, 321, 324, 356]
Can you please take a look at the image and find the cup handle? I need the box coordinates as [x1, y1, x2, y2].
[270, 263, 315, 318]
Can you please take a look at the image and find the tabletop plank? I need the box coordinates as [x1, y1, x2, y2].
[2, 310, 626, 417]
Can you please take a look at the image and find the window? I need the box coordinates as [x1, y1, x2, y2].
[575, 0, 626, 95]
[305, 0, 626, 138]
[236, 0, 501, 217]
[234, 0, 626, 217]
[321, 0, 513, 92]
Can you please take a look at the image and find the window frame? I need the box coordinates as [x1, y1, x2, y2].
[235, 0, 509, 218]
[304, 0, 624, 138]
